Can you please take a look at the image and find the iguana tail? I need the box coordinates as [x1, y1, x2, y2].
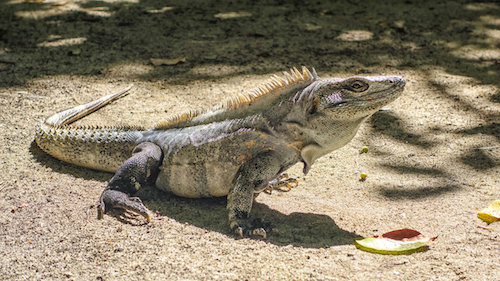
[35, 85, 144, 172]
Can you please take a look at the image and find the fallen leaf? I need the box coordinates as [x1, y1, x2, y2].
[37, 37, 87, 47]
[477, 200, 500, 224]
[147, 7, 173, 14]
[355, 229, 437, 255]
[149, 57, 186, 66]
[337, 30, 373, 41]
[214, 11, 252, 19]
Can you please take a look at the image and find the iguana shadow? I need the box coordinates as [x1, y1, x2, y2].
[30, 140, 360, 248]
[138, 188, 361, 248]
[30, 140, 115, 182]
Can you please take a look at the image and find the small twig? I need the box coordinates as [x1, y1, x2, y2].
[477, 225, 493, 231]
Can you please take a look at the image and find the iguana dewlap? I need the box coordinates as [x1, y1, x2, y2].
[35, 67, 405, 237]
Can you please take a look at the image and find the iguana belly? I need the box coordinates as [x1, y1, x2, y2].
[156, 157, 238, 198]
[147, 127, 300, 198]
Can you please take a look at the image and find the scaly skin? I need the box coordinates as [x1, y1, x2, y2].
[35, 67, 405, 237]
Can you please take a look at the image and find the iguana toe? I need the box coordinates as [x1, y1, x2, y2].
[99, 189, 151, 223]
[231, 218, 269, 238]
[265, 173, 299, 194]
[234, 226, 267, 238]
[250, 228, 267, 238]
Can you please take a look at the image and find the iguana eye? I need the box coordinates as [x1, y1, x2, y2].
[352, 82, 363, 89]
[347, 80, 368, 92]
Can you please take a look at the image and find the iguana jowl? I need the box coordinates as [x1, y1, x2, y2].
[35, 67, 405, 237]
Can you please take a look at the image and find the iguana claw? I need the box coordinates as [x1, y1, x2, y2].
[250, 228, 267, 238]
[231, 218, 269, 238]
[98, 189, 151, 223]
[235, 227, 243, 237]
[234, 226, 267, 238]
[265, 173, 299, 194]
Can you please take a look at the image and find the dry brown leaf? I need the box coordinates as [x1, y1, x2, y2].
[149, 57, 186, 66]
[214, 11, 252, 19]
[147, 7, 173, 14]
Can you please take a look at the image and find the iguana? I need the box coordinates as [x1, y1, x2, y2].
[35, 67, 405, 237]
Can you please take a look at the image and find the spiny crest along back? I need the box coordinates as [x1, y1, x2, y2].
[156, 66, 319, 129]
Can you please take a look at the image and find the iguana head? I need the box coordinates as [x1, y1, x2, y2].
[292, 75, 405, 174]
[301, 75, 405, 121]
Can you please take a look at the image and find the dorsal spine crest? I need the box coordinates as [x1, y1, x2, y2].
[155, 66, 318, 129]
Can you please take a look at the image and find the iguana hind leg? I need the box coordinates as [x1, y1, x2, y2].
[98, 142, 163, 222]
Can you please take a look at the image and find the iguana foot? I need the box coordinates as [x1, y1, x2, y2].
[230, 218, 270, 238]
[97, 142, 162, 223]
[98, 189, 151, 223]
[265, 173, 298, 194]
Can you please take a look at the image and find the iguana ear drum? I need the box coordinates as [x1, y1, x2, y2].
[308, 97, 319, 114]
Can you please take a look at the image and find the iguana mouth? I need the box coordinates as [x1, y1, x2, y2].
[360, 82, 405, 101]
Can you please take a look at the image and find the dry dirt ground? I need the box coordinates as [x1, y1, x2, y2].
[1, 0, 500, 280]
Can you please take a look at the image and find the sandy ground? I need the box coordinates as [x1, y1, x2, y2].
[1, 0, 500, 280]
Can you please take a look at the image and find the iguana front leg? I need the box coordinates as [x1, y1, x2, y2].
[228, 151, 282, 238]
[98, 142, 163, 222]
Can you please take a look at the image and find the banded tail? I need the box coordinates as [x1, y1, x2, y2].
[35, 85, 144, 172]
